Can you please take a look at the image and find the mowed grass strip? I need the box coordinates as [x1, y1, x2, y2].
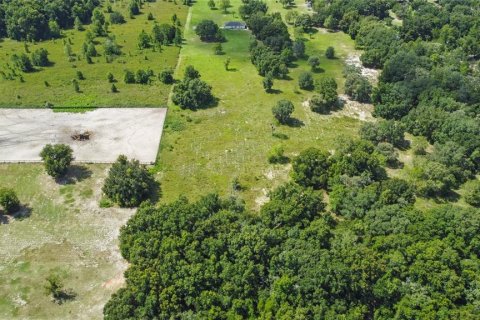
[0, 1, 187, 108]
[157, 0, 362, 208]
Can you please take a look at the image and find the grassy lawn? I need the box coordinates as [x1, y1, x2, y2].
[0, 164, 134, 319]
[157, 0, 363, 208]
[0, 1, 187, 108]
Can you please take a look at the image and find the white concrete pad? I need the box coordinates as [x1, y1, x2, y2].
[0, 108, 167, 164]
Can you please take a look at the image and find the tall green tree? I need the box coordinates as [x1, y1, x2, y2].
[40, 144, 74, 178]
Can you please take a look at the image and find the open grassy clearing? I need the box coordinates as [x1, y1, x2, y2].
[0, 164, 134, 319]
[157, 0, 364, 208]
[0, 1, 187, 108]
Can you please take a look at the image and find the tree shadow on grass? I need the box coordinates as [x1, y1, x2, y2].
[0, 205, 32, 224]
[147, 180, 162, 204]
[57, 165, 93, 185]
[197, 97, 220, 110]
[435, 190, 461, 203]
[386, 160, 404, 169]
[267, 89, 283, 94]
[0, 214, 8, 224]
[287, 117, 305, 128]
[312, 67, 325, 74]
[53, 289, 77, 305]
[226, 67, 238, 72]
[422, 190, 461, 204]
[397, 140, 411, 151]
[13, 205, 32, 220]
[272, 132, 289, 140]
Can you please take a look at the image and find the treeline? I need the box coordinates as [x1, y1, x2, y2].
[0, 0, 101, 41]
[240, 1, 293, 79]
[104, 135, 480, 318]
[309, 0, 480, 199]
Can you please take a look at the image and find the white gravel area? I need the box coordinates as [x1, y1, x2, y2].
[0, 108, 166, 164]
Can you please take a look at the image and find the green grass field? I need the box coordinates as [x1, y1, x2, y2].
[0, 1, 187, 108]
[157, 0, 363, 208]
[0, 164, 136, 319]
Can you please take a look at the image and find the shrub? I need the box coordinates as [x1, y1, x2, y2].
[124, 70, 135, 83]
[292, 147, 330, 189]
[74, 17, 84, 31]
[107, 72, 115, 83]
[138, 30, 151, 49]
[310, 77, 338, 113]
[413, 137, 429, 155]
[268, 145, 288, 164]
[99, 197, 113, 208]
[110, 11, 126, 24]
[325, 46, 335, 59]
[12, 53, 34, 72]
[40, 144, 74, 178]
[464, 180, 480, 207]
[298, 72, 314, 90]
[135, 69, 153, 84]
[159, 69, 174, 84]
[76, 71, 85, 80]
[84, 42, 97, 57]
[48, 20, 61, 38]
[308, 56, 320, 71]
[0, 188, 20, 214]
[172, 78, 214, 110]
[31, 48, 50, 67]
[263, 74, 273, 92]
[272, 100, 294, 124]
[411, 159, 456, 197]
[184, 65, 200, 80]
[344, 72, 372, 103]
[208, 0, 216, 10]
[44, 274, 64, 302]
[104, 38, 121, 56]
[232, 177, 242, 191]
[375, 142, 399, 167]
[360, 120, 405, 148]
[129, 0, 140, 16]
[292, 40, 305, 58]
[214, 43, 223, 55]
[102, 155, 156, 207]
[72, 79, 80, 92]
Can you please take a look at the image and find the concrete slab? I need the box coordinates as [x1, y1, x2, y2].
[0, 108, 167, 164]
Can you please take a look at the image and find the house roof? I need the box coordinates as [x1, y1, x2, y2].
[224, 21, 246, 28]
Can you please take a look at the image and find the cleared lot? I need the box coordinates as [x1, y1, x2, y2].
[0, 108, 166, 164]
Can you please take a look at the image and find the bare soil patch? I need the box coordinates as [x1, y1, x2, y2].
[0, 108, 166, 164]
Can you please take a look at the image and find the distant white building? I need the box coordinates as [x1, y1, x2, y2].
[223, 21, 247, 30]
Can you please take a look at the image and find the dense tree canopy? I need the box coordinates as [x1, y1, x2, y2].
[1, 0, 101, 41]
[104, 153, 480, 318]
